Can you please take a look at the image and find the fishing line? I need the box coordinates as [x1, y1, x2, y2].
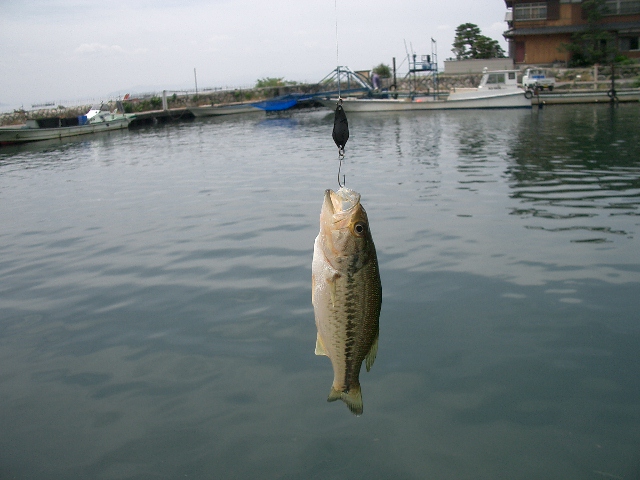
[334, 0, 340, 99]
[332, 0, 349, 188]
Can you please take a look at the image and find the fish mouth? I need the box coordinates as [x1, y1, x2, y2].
[324, 187, 361, 215]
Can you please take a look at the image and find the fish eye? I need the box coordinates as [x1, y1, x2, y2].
[353, 222, 367, 236]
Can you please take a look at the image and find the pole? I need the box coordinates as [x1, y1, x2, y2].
[610, 62, 617, 104]
[194, 68, 198, 96]
[392, 57, 397, 91]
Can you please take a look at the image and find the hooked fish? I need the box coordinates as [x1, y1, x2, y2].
[312, 187, 382, 415]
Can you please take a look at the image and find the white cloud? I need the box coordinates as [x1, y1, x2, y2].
[207, 34, 232, 43]
[75, 43, 124, 54]
[74, 43, 147, 55]
[489, 21, 508, 32]
[1, 0, 512, 104]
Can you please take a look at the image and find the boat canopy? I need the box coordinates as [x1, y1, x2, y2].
[478, 70, 519, 89]
[90, 103, 111, 112]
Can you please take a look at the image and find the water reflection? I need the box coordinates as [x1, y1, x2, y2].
[1, 106, 639, 479]
[256, 114, 300, 130]
[506, 105, 640, 242]
[0, 129, 129, 170]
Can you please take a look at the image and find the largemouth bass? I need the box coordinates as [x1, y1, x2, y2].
[312, 187, 382, 416]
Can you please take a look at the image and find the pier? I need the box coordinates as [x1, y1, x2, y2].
[128, 108, 194, 127]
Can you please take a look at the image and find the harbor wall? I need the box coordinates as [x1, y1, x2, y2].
[0, 85, 325, 126]
[444, 58, 516, 74]
[388, 64, 640, 93]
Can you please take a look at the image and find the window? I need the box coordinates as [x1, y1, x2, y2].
[486, 73, 506, 84]
[604, 0, 640, 14]
[514, 2, 548, 20]
[619, 36, 640, 51]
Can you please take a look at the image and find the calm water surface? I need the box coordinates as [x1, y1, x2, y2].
[1, 105, 639, 479]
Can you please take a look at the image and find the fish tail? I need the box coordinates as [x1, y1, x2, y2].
[327, 385, 363, 416]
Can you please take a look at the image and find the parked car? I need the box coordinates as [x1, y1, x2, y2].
[522, 69, 556, 91]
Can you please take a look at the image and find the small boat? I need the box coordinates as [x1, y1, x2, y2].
[0, 104, 133, 146]
[188, 101, 264, 117]
[318, 69, 532, 112]
[188, 95, 298, 117]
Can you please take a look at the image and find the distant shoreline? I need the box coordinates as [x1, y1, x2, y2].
[4, 66, 639, 126]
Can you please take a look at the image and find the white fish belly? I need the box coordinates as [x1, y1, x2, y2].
[312, 234, 380, 391]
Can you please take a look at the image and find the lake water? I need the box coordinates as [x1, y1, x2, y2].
[1, 104, 639, 479]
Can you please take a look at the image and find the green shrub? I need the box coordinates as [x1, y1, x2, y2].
[614, 55, 634, 65]
[255, 77, 298, 88]
[372, 63, 391, 78]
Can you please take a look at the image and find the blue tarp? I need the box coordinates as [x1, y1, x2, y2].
[252, 97, 298, 111]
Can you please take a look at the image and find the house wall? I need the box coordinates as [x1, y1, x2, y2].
[600, 13, 640, 25]
[520, 34, 573, 64]
[507, 1, 640, 64]
[620, 49, 640, 59]
[510, 3, 584, 63]
[514, 2, 585, 28]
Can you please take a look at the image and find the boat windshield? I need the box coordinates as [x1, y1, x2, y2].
[485, 73, 506, 85]
[90, 104, 110, 112]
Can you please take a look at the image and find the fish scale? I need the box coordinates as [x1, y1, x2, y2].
[312, 187, 382, 416]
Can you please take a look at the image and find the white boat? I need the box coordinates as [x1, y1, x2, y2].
[0, 104, 133, 146]
[319, 69, 531, 112]
[188, 102, 263, 117]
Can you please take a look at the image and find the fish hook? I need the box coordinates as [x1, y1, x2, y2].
[338, 152, 345, 188]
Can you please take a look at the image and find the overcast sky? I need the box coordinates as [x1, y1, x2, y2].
[1, 0, 510, 109]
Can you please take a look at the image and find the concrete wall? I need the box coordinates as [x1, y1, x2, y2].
[444, 58, 516, 74]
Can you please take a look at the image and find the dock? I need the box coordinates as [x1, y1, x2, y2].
[531, 89, 640, 105]
[129, 108, 194, 127]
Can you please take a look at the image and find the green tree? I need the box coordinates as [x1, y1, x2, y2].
[255, 77, 298, 88]
[372, 63, 391, 78]
[452, 23, 506, 60]
[560, 0, 616, 66]
[256, 77, 285, 88]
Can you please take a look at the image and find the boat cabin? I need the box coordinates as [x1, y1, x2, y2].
[86, 103, 112, 120]
[478, 69, 519, 90]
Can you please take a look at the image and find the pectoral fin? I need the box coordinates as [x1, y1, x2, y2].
[365, 335, 379, 372]
[315, 334, 328, 356]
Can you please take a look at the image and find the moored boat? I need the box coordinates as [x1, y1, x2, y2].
[319, 69, 531, 112]
[188, 101, 263, 117]
[188, 95, 298, 117]
[0, 104, 133, 146]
